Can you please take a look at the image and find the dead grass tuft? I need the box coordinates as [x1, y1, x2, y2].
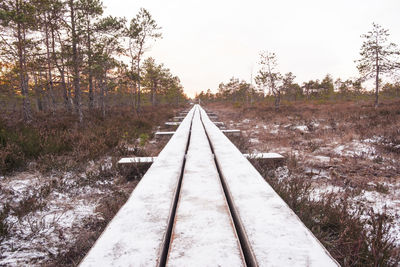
[206, 99, 400, 266]
[0, 106, 175, 174]
[255, 161, 399, 266]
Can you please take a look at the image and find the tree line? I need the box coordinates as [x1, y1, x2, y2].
[197, 23, 400, 109]
[0, 0, 187, 123]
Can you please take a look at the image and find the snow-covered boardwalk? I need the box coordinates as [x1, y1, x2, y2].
[80, 105, 338, 267]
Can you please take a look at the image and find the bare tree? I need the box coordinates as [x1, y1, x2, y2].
[356, 23, 400, 107]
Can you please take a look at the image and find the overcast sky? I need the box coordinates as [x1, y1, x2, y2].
[103, 0, 400, 97]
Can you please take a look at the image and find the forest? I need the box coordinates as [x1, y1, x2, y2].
[0, 0, 187, 122]
[0, 0, 188, 175]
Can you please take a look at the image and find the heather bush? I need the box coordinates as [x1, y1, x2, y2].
[254, 161, 399, 266]
[0, 106, 174, 174]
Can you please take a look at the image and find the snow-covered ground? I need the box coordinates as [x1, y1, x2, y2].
[213, 109, 400, 250]
[1, 105, 399, 265]
[0, 156, 137, 266]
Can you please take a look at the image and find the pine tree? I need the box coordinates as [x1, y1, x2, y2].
[126, 8, 161, 112]
[356, 23, 400, 107]
[0, 0, 37, 122]
[255, 51, 282, 110]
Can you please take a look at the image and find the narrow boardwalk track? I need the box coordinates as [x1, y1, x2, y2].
[80, 105, 338, 267]
[166, 107, 245, 266]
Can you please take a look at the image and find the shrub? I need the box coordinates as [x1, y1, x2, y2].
[0, 204, 11, 243]
[0, 105, 174, 173]
[254, 162, 399, 266]
[139, 133, 150, 147]
[52, 190, 131, 266]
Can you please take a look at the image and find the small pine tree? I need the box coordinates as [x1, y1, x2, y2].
[356, 23, 400, 107]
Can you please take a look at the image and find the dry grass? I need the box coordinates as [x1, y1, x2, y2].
[48, 188, 136, 267]
[207, 99, 400, 266]
[208, 100, 400, 188]
[0, 105, 174, 266]
[0, 105, 177, 174]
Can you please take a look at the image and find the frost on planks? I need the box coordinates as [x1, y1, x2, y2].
[173, 116, 185, 121]
[243, 153, 284, 159]
[165, 121, 181, 126]
[79, 107, 195, 267]
[199, 106, 339, 267]
[118, 157, 156, 164]
[166, 107, 245, 267]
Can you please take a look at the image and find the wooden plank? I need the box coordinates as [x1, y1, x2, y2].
[166, 107, 245, 267]
[117, 153, 283, 165]
[118, 157, 156, 164]
[243, 153, 284, 159]
[199, 106, 338, 267]
[222, 129, 240, 133]
[155, 131, 175, 138]
[165, 122, 181, 126]
[222, 129, 241, 136]
[173, 116, 185, 121]
[80, 107, 196, 267]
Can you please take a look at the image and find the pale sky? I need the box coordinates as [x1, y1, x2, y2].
[103, 0, 400, 98]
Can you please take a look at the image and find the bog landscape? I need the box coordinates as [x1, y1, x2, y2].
[0, 0, 399, 266]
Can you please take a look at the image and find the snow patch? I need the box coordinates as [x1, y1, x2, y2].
[274, 166, 290, 181]
[294, 125, 308, 132]
[249, 138, 260, 143]
[310, 185, 344, 201]
[354, 190, 400, 246]
[334, 140, 377, 159]
[304, 168, 330, 180]
[313, 155, 331, 163]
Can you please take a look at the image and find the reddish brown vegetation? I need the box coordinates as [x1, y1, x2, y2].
[209, 99, 400, 266]
[0, 106, 176, 174]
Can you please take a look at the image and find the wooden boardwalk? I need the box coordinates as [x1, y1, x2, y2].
[80, 105, 338, 267]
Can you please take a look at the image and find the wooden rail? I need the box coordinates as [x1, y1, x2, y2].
[166, 107, 245, 266]
[200, 106, 337, 266]
[80, 105, 338, 267]
[80, 107, 195, 266]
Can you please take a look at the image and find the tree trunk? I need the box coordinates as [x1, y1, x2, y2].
[69, 0, 83, 122]
[274, 91, 281, 110]
[100, 76, 105, 118]
[131, 82, 137, 112]
[52, 28, 71, 112]
[87, 17, 94, 110]
[33, 72, 43, 112]
[66, 67, 74, 109]
[60, 69, 69, 111]
[17, 5, 32, 123]
[44, 13, 55, 112]
[136, 59, 141, 112]
[151, 80, 157, 106]
[375, 51, 379, 108]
